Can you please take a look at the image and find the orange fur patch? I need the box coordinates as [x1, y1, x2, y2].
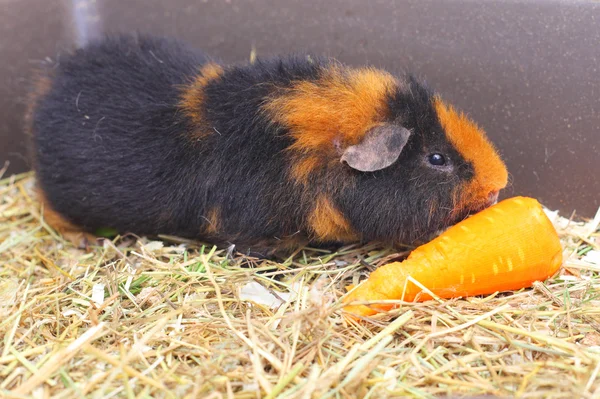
[433, 97, 508, 211]
[290, 156, 321, 184]
[308, 195, 359, 242]
[24, 71, 53, 142]
[263, 65, 398, 183]
[179, 63, 224, 139]
[24, 72, 53, 170]
[204, 207, 221, 234]
[37, 188, 96, 247]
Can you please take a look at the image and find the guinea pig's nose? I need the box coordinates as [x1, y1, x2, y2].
[487, 190, 499, 205]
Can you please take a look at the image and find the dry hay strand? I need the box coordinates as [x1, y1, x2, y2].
[1, 172, 600, 399]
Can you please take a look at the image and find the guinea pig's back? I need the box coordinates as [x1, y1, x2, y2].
[28, 35, 209, 234]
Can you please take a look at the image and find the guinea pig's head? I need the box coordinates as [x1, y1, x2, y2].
[264, 63, 508, 245]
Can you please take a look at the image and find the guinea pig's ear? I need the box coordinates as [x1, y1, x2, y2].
[341, 125, 411, 172]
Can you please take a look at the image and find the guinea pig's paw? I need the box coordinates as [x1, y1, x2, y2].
[61, 230, 98, 250]
[40, 208, 97, 249]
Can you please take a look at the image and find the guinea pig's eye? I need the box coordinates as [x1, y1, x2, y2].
[428, 153, 446, 166]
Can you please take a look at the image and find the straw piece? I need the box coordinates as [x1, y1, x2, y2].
[13, 323, 106, 395]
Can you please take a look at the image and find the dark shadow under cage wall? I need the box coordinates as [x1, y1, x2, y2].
[1, 0, 598, 217]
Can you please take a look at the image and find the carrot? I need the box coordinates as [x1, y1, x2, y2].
[343, 196, 563, 317]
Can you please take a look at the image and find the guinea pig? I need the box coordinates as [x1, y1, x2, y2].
[25, 34, 508, 256]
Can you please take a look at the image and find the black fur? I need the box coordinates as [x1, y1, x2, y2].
[29, 34, 488, 254]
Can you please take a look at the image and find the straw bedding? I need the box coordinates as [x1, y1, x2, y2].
[1, 171, 599, 398]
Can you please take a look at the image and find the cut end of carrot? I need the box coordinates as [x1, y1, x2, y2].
[342, 196, 563, 318]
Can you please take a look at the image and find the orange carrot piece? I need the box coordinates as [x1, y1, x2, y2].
[343, 196, 563, 317]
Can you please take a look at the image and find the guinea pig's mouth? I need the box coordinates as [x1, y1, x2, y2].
[453, 198, 497, 224]
[452, 190, 500, 223]
[429, 205, 484, 241]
